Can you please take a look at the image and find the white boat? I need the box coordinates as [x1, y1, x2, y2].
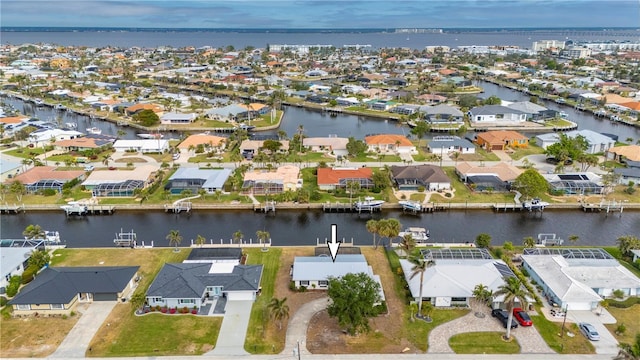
[86, 127, 102, 135]
[522, 198, 549, 211]
[399, 227, 430, 243]
[64, 122, 77, 129]
[60, 201, 88, 215]
[353, 196, 385, 211]
[54, 104, 66, 111]
[34, 98, 45, 106]
[137, 133, 163, 139]
[398, 200, 422, 212]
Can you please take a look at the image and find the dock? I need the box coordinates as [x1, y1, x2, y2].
[165, 201, 192, 213]
[322, 202, 353, 212]
[493, 203, 527, 212]
[0, 203, 24, 214]
[582, 200, 628, 214]
[254, 201, 276, 213]
[61, 203, 115, 216]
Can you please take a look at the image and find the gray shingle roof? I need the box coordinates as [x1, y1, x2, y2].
[146, 263, 263, 298]
[390, 165, 450, 183]
[9, 266, 139, 305]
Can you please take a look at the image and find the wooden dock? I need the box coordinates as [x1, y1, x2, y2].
[493, 203, 526, 212]
[0, 203, 24, 214]
[164, 201, 192, 213]
[322, 202, 353, 212]
[254, 201, 276, 213]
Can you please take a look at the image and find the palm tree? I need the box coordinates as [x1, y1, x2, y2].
[399, 234, 416, 256]
[233, 230, 243, 245]
[166, 229, 182, 252]
[409, 254, 436, 317]
[523, 236, 536, 248]
[494, 277, 531, 340]
[614, 334, 640, 360]
[195, 234, 206, 247]
[366, 219, 379, 248]
[268, 297, 290, 330]
[22, 224, 45, 239]
[256, 230, 270, 251]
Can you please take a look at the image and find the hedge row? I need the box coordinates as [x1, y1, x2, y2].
[608, 297, 640, 308]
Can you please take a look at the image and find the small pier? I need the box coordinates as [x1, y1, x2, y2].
[582, 200, 628, 215]
[493, 203, 526, 212]
[0, 203, 24, 214]
[322, 202, 353, 212]
[254, 201, 276, 213]
[113, 229, 137, 247]
[165, 201, 192, 213]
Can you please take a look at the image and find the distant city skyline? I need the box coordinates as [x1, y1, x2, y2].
[2, 0, 639, 29]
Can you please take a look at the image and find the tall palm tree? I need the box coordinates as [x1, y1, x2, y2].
[195, 234, 206, 247]
[22, 224, 45, 240]
[233, 230, 243, 245]
[399, 234, 416, 256]
[409, 254, 435, 317]
[523, 236, 536, 248]
[366, 219, 379, 248]
[256, 230, 270, 251]
[166, 229, 182, 252]
[494, 277, 531, 340]
[268, 297, 290, 330]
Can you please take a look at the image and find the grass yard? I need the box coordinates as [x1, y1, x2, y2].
[449, 332, 521, 354]
[508, 144, 545, 160]
[0, 311, 80, 357]
[531, 314, 595, 354]
[442, 167, 515, 203]
[605, 304, 640, 345]
[244, 247, 285, 353]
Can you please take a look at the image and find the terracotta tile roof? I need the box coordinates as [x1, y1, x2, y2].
[365, 134, 413, 147]
[477, 130, 527, 145]
[0, 116, 28, 124]
[317, 167, 373, 185]
[126, 103, 162, 113]
[55, 137, 102, 148]
[619, 102, 640, 111]
[178, 134, 226, 149]
[10, 166, 84, 185]
[455, 161, 523, 182]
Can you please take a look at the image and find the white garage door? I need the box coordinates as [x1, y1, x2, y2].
[567, 302, 592, 311]
[226, 291, 255, 301]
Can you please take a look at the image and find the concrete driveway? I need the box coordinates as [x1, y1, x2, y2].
[50, 301, 117, 358]
[208, 300, 253, 355]
[569, 310, 619, 355]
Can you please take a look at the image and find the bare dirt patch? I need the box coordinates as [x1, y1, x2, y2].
[0, 313, 80, 357]
[306, 247, 416, 354]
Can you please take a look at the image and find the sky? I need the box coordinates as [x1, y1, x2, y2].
[1, 0, 639, 29]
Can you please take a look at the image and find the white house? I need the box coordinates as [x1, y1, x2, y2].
[535, 129, 616, 154]
[112, 139, 169, 153]
[468, 105, 527, 124]
[303, 137, 349, 157]
[160, 112, 196, 124]
[427, 136, 476, 155]
[0, 247, 34, 289]
[28, 129, 83, 147]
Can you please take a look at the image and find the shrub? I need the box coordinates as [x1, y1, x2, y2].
[21, 265, 38, 284]
[608, 297, 640, 308]
[613, 289, 626, 299]
[289, 281, 297, 291]
[616, 323, 626, 335]
[6, 276, 21, 297]
[62, 314, 68, 320]
[298, 286, 308, 293]
[0, 296, 7, 307]
[494, 248, 503, 258]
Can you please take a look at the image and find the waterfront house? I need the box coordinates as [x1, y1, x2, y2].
[291, 255, 384, 301]
[399, 248, 512, 308]
[468, 105, 527, 124]
[146, 249, 262, 310]
[242, 165, 301, 195]
[0, 247, 35, 290]
[125, 103, 163, 116]
[365, 134, 416, 154]
[54, 134, 116, 152]
[0, 116, 30, 136]
[427, 136, 476, 155]
[522, 248, 640, 310]
[82, 164, 158, 197]
[177, 134, 226, 155]
[535, 129, 615, 154]
[390, 165, 451, 191]
[606, 145, 640, 163]
[9, 166, 85, 194]
[316, 167, 374, 191]
[475, 130, 529, 151]
[9, 266, 139, 316]
[455, 162, 523, 192]
[239, 139, 289, 159]
[420, 104, 464, 124]
[165, 168, 231, 194]
[504, 100, 550, 121]
[302, 137, 349, 157]
[160, 112, 196, 124]
[28, 129, 83, 148]
[542, 172, 603, 195]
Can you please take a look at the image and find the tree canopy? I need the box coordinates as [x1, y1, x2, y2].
[346, 137, 367, 157]
[327, 272, 383, 335]
[133, 109, 160, 127]
[475, 233, 492, 248]
[545, 134, 588, 162]
[512, 168, 548, 199]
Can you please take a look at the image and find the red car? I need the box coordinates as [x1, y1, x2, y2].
[513, 307, 533, 326]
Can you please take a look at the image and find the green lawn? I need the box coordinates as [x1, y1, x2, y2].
[605, 305, 640, 345]
[449, 332, 521, 354]
[508, 144, 545, 160]
[100, 314, 222, 356]
[442, 167, 515, 203]
[531, 314, 595, 354]
[244, 248, 283, 353]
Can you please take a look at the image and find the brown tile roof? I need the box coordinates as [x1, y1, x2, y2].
[365, 134, 413, 147]
[608, 145, 640, 162]
[455, 161, 523, 182]
[0, 116, 29, 124]
[55, 137, 101, 148]
[619, 102, 640, 111]
[477, 131, 527, 145]
[10, 166, 84, 185]
[178, 134, 226, 149]
[126, 103, 162, 113]
[317, 167, 373, 185]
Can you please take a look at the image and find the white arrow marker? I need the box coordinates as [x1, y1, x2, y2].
[327, 224, 341, 262]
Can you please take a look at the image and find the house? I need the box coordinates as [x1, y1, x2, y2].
[160, 112, 196, 124]
[522, 248, 640, 310]
[291, 254, 384, 300]
[302, 137, 349, 157]
[390, 165, 451, 191]
[504, 101, 549, 120]
[606, 145, 640, 163]
[399, 248, 513, 308]
[365, 134, 416, 154]
[165, 168, 232, 194]
[468, 105, 527, 124]
[420, 104, 464, 123]
[317, 167, 374, 191]
[1, 247, 35, 289]
[146, 260, 262, 310]
[28, 129, 83, 147]
[112, 139, 170, 153]
[614, 159, 640, 185]
[54, 134, 116, 152]
[542, 172, 603, 195]
[427, 136, 475, 155]
[82, 165, 158, 197]
[535, 130, 615, 154]
[455, 162, 523, 192]
[475, 130, 529, 151]
[125, 103, 163, 116]
[242, 165, 301, 194]
[8, 266, 139, 316]
[8, 166, 85, 193]
[239, 139, 289, 158]
[177, 134, 226, 154]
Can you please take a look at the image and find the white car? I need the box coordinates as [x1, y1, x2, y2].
[84, 165, 95, 172]
[578, 322, 600, 341]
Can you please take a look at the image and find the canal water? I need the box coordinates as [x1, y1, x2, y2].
[1, 209, 638, 248]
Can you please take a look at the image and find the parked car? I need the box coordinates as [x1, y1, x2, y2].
[491, 309, 518, 329]
[578, 323, 600, 341]
[84, 165, 95, 172]
[545, 157, 573, 165]
[513, 307, 533, 326]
